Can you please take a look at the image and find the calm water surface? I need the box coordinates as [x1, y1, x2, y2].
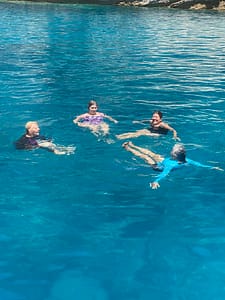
[0, 2, 225, 299]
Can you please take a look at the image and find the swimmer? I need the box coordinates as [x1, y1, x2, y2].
[122, 141, 223, 189]
[73, 100, 118, 136]
[116, 111, 180, 141]
[15, 121, 75, 155]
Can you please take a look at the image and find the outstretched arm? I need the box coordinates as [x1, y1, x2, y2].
[38, 141, 73, 155]
[73, 115, 82, 124]
[151, 158, 223, 190]
[132, 120, 149, 125]
[150, 164, 174, 190]
[104, 114, 118, 123]
[73, 114, 88, 127]
[212, 166, 224, 171]
[161, 122, 180, 141]
[187, 158, 224, 171]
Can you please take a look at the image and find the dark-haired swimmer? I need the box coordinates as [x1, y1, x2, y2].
[116, 111, 180, 141]
[122, 141, 223, 189]
[15, 121, 75, 155]
[73, 100, 118, 136]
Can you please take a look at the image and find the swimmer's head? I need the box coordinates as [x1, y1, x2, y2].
[170, 143, 186, 162]
[25, 121, 38, 130]
[152, 111, 163, 119]
[151, 111, 163, 124]
[88, 100, 98, 109]
[25, 121, 40, 136]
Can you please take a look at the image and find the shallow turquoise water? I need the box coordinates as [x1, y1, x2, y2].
[0, 2, 225, 299]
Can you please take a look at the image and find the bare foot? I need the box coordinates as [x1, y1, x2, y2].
[128, 141, 134, 146]
[122, 141, 130, 149]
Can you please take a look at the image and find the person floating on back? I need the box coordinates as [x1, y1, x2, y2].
[73, 100, 118, 137]
[116, 111, 180, 141]
[15, 121, 75, 155]
[122, 141, 223, 189]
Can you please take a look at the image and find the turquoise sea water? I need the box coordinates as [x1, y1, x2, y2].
[0, 2, 225, 299]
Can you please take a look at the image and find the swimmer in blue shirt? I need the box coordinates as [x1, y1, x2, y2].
[122, 141, 223, 190]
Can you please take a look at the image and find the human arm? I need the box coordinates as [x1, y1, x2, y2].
[104, 114, 118, 124]
[73, 115, 81, 124]
[132, 120, 149, 125]
[37, 140, 57, 152]
[212, 166, 224, 171]
[161, 122, 180, 141]
[150, 161, 174, 189]
[73, 114, 87, 126]
[187, 158, 223, 171]
[150, 182, 160, 189]
[38, 141, 73, 155]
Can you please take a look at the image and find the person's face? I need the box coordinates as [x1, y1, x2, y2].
[89, 104, 98, 114]
[151, 113, 161, 125]
[28, 123, 40, 136]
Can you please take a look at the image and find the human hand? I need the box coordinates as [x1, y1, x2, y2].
[54, 149, 67, 155]
[173, 136, 181, 141]
[77, 122, 87, 128]
[150, 182, 160, 189]
[212, 167, 224, 171]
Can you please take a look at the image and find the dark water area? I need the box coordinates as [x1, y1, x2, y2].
[0, 2, 225, 299]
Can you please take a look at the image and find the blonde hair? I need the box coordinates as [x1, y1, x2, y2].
[25, 121, 38, 131]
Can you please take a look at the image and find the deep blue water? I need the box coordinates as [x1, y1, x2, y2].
[0, 2, 225, 299]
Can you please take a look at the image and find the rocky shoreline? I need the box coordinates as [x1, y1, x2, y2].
[4, 0, 225, 9]
[117, 0, 225, 10]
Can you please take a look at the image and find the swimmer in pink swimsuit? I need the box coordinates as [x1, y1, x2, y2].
[82, 114, 104, 125]
[73, 100, 118, 136]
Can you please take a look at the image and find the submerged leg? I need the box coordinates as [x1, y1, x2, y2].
[116, 129, 151, 140]
[90, 123, 110, 136]
[99, 122, 110, 136]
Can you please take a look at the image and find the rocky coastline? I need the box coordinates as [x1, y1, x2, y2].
[117, 0, 225, 10]
[5, 0, 225, 10]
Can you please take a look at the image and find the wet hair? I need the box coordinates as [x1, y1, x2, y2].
[88, 100, 98, 109]
[170, 143, 186, 163]
[152, 111, 163, 119]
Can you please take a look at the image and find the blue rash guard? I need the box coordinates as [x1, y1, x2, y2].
[153, 158, 213, 183]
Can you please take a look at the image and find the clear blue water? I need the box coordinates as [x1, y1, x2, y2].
[0, 2, 225, 299]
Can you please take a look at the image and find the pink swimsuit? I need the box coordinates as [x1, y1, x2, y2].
[83, 114, 104, 125]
